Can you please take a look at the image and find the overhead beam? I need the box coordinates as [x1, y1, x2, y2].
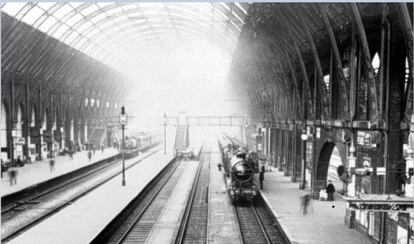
[398, 3, 414, 120]
[349, 3, 380, 121]
[319, 5, 350, 119]
[299, 16, 330, 119]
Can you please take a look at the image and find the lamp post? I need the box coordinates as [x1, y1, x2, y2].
[119, 106, 127, 186]
[11, 129, 18, 167]
[406, 146, 414, 198]
[300, 130, 308, 190]
[262, 127, 266, 156]
[347, 143, 356, 197]
[163, 113, 167, 155]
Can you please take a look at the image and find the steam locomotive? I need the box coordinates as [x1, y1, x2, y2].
[220, 138, 259, 204]
[228, 152, 259, 203]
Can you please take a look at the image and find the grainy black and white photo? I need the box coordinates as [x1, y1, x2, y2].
[0, 2, 413, 244]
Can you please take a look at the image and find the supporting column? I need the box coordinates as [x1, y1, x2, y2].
[24, 80, 29, 159]
[284, 128, 290, 176]
[292, 124, 298, 182]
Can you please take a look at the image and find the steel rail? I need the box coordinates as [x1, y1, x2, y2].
[113, 160, 181, 244]
[2, 147, 160, 242]
[175, 157, 206, 244]
[233, 202, 272, 244]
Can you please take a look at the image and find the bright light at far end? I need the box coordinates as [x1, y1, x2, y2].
[123, 42, 243, 130]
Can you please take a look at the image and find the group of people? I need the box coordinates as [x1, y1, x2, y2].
[2, 156, 32, 185]
[2, 143, 108, 186]
[301, 180, 336, 216]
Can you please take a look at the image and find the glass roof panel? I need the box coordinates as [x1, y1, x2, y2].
[121, 4, 136, 11]
[21, 5, 44, 25]
[38, 15, 58, 33]
[65, 13, 83, 26]
[2, 2, 248, 78]
[81, 5, 99, 15]
[53, 4, 73, 19]
[73, 37, 89, 49]
[64, 31, 80, 44]
[235, 2, 247, 15]
[97, 2, 114, 9]
[90, 13, 106, 23]
[37, 2, 57, 11]
[52, 23, 70, 38]
[220, 3, 231, 11]
[32, 14, 49, 28]
[232, 11, 243, 24]
[99, 20, 114, 30]
[2, 2, 27, 16]
[69, 2, 83, 9]
[105, 7, 122, 16]
[83, 27, 102, 38]
[77, 21, 93, 33]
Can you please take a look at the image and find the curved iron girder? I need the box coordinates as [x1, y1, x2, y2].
[349, 3, 379, 121]
[285, 51, 304, 119]
[398, 3, 413, 120]
[318, 5, 350, 119]
[254, 47, 288, 121]
[398, 3, 413, 71]
[284, 9, 330, 119]
[256, 33, 294, 98]
[253, 17, 303, 119]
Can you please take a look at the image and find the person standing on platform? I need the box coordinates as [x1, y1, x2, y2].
[49, 152, 55, 172]
[16, 156, 24, 167]
[218, 162, 227, 189]
[1, 158, 5, 178]
[8, 168, 17, 185]
[92, 146, 96, 155]
[101, 144, 104, 153]
[259, 164, 265, 190]
[88, 150, 92, 162]
[326, 180, 336, 201]
[300, 192, 311, 215]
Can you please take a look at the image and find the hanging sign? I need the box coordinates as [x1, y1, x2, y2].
[14, 137, 25, 145]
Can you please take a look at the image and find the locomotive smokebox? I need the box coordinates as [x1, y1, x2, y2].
[230, 158, 254, 183]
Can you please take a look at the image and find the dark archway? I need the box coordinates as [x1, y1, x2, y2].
[315, 142, 337, 191]
[1, 100, 10, 160]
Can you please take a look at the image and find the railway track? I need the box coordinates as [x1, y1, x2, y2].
[175, 150, 210, 244]
[93, 155, 208, 244]
[234, 195, 291, 244]
[1, 147, 160, 242]
[91, 158, 183, 243]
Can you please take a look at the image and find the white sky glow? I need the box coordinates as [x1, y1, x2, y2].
[124, 43, 243, 131]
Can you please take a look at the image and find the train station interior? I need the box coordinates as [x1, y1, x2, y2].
[1, 2, 413, 244]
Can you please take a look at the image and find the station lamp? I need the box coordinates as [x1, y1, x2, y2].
[300, 129, 308, 189]
[301, 130, 308, 141]
[119, 106, 127, 186]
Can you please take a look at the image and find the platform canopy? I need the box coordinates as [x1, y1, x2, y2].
[1, 2, 248, 76]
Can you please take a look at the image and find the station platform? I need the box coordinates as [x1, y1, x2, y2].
[145, 160, 199, 243]
[260, 169, 372, 244]
[7, 149, 174, 244]
[1, 148, 119, 197]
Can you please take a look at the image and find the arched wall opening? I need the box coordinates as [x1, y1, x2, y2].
[315, 142, 347, 195]
[43, 108, 50, 156]
[27, 105, 37, 161]
[14, 103, 25, 160]
[327, 146, 347, 195]
[1, 101, 9, 160]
